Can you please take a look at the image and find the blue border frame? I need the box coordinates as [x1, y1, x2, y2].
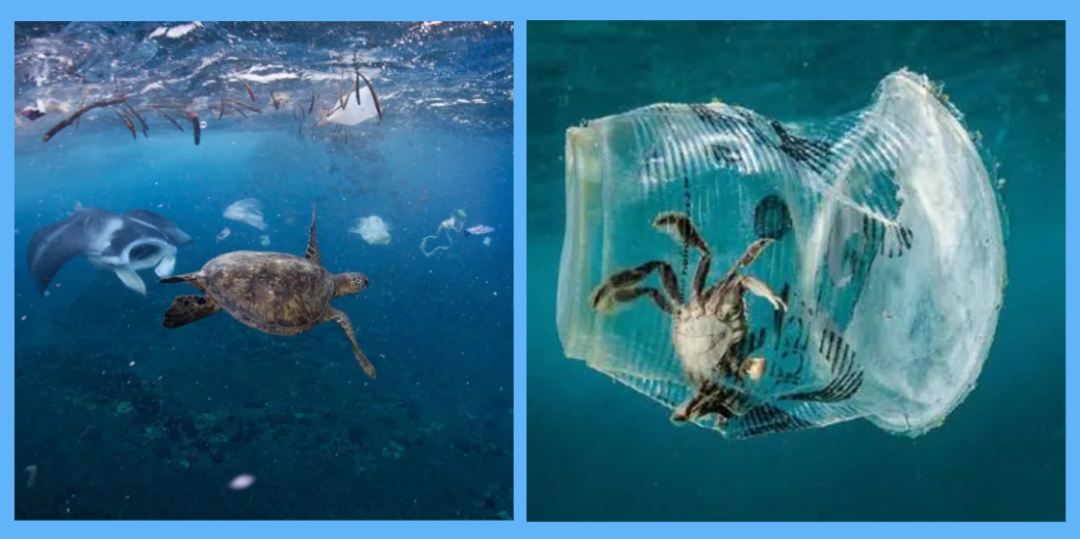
[3, 0, 1076, 534]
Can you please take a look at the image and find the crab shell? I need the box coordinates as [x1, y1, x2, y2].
[672, 288, 748, 387]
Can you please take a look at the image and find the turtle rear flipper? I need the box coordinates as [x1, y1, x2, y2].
[327, 308, 376, 378]
[304, 205, 321, 266]
[163, 295, 221, 328]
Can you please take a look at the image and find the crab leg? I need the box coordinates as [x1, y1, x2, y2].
[600, 286, 675, 314]
[739, 275, 787, 312]
[652, 212, 710, 256]
[722, 238, 774, 282]
[672, 380, 749, 424]
[652, 212, 715, 300]
[691, 253, 712, 301]
[591, 260, 683, 312]
[702, 238, 777, 305]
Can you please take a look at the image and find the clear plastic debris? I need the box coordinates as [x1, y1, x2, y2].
[557, 70, 1006, 439]
[223, 198, 268, 230]
[350, 215, 392, 245]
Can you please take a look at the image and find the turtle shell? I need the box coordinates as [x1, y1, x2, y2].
[202, 251, 334, 335]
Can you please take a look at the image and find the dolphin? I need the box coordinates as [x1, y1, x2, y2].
[27, 204, 191, 295]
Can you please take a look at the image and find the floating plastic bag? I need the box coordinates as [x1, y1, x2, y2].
[223, 199, 268, 230]
[350, 215, 392, 245]
[557, 70, 1006, 439]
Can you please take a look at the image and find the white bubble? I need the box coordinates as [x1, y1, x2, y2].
[229, 474, 256, 490]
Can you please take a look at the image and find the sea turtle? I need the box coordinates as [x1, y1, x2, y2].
[590, 211, 787, 424]
[159, 206, 376, 378]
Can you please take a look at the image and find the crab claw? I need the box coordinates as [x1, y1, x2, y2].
[742, 357, 766, 382]
[741, 275, 787, 312]
[590, 285, 618, 313]
[670, 408, 690, 425]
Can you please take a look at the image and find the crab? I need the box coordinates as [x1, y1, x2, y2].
[591, 211, 787, 425]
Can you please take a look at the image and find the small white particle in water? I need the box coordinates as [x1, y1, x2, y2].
[230, 474, 256, 490]
[44, 290, 50, 297]
[129, 361, 136, 367]
[21, 316, 27, 321]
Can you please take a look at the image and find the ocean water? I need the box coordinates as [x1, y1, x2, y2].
[14, 22, 514, 520]
[527, 21, 1063, 521]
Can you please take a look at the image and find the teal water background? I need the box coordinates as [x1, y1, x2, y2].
[527, 21, 1064, 521]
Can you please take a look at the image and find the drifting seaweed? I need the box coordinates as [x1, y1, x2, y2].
[189, 112, 201, 145]
[75, 92, 88, 128]
[151, 107, 184, 132]
[111, 107, 137, 140]
[42, 96, 128, 142]
[357, 70, 383, 125]
[224, 98, 262, 114]
[123, 102, 149, 138]
[242, 80, 257, 103]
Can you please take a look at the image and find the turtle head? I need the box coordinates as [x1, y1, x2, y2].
[334, 272, 369, 297]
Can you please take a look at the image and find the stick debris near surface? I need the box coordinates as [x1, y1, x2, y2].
[150, 107, 185, 131]
[42, 96, 127, 142]
[224, 98, 262, 114]
[123, 102, 149, 138]
[242, 80, 257, 103]
[111, 107, 137, 140]
[357, 70, 383, 124]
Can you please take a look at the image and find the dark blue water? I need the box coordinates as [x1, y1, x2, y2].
[15, 22, 513, 520]
[527, 21, 1063, 521]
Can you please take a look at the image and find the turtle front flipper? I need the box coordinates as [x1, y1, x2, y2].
[159, 272, 207, 292]
[327, 308, 376, 378]
[163, 295, 221, 328]
[304, 205, 322, 266]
